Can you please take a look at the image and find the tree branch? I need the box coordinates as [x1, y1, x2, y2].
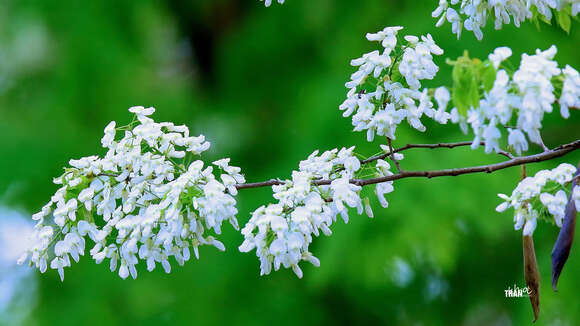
[235, 140, 580, 190]
[351, 140, 580, 187]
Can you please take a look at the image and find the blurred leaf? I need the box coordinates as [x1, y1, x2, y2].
[477, 61, 496, 92]
[451, 53, 479, 116]
[551, 163, 579, 290]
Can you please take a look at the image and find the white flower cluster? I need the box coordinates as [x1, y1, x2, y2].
[561, 65, 580, 119]
[239, 147, 396, 278]
[260, 0, 285, 7]
[453, 46, 579, 155]
[18, 107, 244, 281]
[496, 163, 577, 235]
[433, 0, 580, 40]
[340, 26, 450, 142]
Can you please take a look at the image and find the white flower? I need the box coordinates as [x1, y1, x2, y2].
[261, 0, 285, 7]
[432, 0, 566, 39]
[540, 190, 568, 227]
[482, 122, 501, 154]
[522, 211, 538, 236]
[434, 86, 450, 111]
[343, 156, 361, 175]
[513, 46, 560, 144]
[375, 159, 393, 175]
[432, 0, 448, 22]
[421, 34, 444, 55]
[374, 159, 395, 208]
[552, 163, 576, 185]
[399, 44, 439, 90]
[488, 47, 512, 69]
[340, 27, 445, 143]
[366, 26, 403, 49]
[53, 199, 78, 226]
[445, 8, 462, 39]
[78, 187, 95, 211]
[101, 121, 116, 148]
[32, 203, 52, 221]
[513, 208, 525, 231]
[50, 257, 69, 281]
[213, 158, 245, 184]
[128, 106, 155, 116]
[507, 129, 528, 155]
[495, 195, 510, 213]
[331, 177, 362, 215]
[349, 50, 392, 84]
[376, 182, 394, 208]
[497, 163, 578, 235]
[453, 46, 576, 155]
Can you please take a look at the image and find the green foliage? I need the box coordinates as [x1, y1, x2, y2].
[531, 5, 575, 34]
[449, 51, 497, 117]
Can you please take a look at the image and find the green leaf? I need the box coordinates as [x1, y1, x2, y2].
[478, 61, 497, 92]
[390, 61, 403, 83]
[556, 10, 572, 34]
[531, 6, 552, 26]
[540, 14, 552, 26]
[451, 55, 479, 117]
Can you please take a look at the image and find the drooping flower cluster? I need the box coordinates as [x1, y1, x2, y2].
[432, 0, 580, 40]
[496, 163, 577, 235]
[560, 65, 580, 119]
[18, 107, 244, 281]
[449, 46, 580, 155]
[239, 147, 396, 277]
[340, 26, 450, 143]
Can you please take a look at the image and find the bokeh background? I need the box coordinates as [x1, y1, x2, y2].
[1, 0, 580, 325]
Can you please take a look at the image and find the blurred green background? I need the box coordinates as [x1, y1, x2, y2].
[1, 0, 580, 325]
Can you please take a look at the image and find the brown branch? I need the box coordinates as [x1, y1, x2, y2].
[351, 140, 580, 187]
[327, 140, 513, 178]
[235, 140, 580, 190]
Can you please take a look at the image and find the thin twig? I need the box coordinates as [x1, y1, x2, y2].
[535, 131, 551, 152]
[387, 137, 402, 172]
[361, 141, 513, 164]
[235, 179, 285, 189]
